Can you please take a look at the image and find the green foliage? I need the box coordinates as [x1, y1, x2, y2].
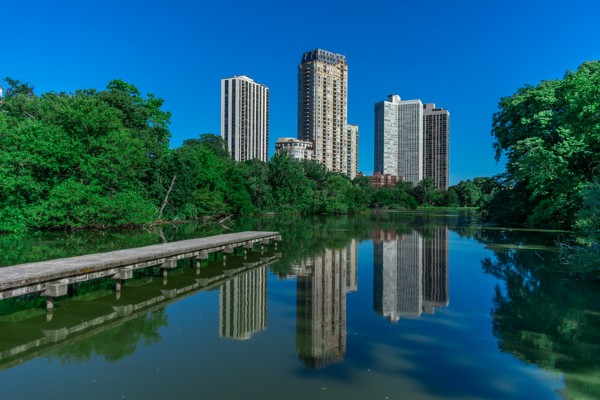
[0, 78, 167, 232]
[0, 76, 492, 233]
[315, 174, 352, 214]
[243, 159, 274, 211]
[452, 180, 483, 207]
[413, 177, 435, 205]
[560, 181, 600, 279]
[195, 133, 230, 159]
[478, 228, 600, 399]
[159, 137, 229, 219]
[268, 152, 314, 213]
[576, 181, 600, 244]
[486, 61, 600, 228]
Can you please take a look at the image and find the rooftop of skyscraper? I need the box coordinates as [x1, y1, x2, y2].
[300, 49, 346, 65]
[222, 75, 269, 88]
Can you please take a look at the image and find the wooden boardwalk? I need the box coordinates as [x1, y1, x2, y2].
[0, 231, 281, 304]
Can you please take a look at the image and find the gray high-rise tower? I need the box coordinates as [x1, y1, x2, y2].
[423, 104, 450, 190]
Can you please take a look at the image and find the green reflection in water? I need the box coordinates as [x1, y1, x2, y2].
[477, 228, 600, 400]
[0, 247, 278, 371]
[0, 211, 598, 399]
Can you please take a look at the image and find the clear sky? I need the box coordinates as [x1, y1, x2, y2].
[2, 0, 599, 184]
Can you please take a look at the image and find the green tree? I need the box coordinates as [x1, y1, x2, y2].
[0, 79, 163, 232]
[315, 174, 352, 214]
[487, 61, 600, 228]
[413, 177, 436, 205]
[561, 181, 600, 278]
[452, 180, 483, 207]
[196, 133, 230, 159]
[243, 159, 274, 211]
[268, 152, 314, 213]
[160, 135, 229, 219]
[300, 159, 329, 190]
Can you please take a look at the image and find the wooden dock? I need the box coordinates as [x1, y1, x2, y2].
[0, 231, 281, 306]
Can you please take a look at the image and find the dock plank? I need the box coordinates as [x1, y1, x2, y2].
[0, 231, 280, 292]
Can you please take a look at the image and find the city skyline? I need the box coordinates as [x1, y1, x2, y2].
[2, 0, 599, 184]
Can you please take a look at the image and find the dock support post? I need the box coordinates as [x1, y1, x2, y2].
[160, 257, 177, 285]
[46, 297, 54, 311]
[41, 281, 68, 312]
[113, 267, 132, 293]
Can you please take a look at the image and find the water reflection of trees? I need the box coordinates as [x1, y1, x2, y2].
[52, 310, 167, 363]
[0, 222, 228, 268]
[478, 230, 600, 400]
[238, 211, 470, 277]
[0, 250, 279, 369]
[0, 210, 475, 272]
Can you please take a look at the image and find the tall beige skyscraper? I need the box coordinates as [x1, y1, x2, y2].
[298, 49, 349, 176]
[221, 75, 269, 162]
[423, 104, 450, 190]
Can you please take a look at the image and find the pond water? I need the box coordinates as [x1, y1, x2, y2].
[0, 212, 598, 400]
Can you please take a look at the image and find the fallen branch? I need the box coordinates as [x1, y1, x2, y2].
[158, 175, 176, 219]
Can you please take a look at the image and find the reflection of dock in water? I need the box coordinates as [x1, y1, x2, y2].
[373, 228, 449, 322]
[0, 251, 280, 372]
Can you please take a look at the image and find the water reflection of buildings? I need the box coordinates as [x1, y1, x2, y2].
[219, 266, 267, 340]
[294, 239, 357, 369]
[373, 228, 448, 322]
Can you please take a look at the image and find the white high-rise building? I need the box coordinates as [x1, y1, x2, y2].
[374, 95, 423, 185]
[221, 75, 269, 162]
[298, 49, 349, 176]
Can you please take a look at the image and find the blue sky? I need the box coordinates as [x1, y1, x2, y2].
[2, 0, 599, 184]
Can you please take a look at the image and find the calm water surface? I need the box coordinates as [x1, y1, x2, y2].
[0, 212, 598, 400]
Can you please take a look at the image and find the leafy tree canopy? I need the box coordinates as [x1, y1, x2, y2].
[486, 61, 600, 228]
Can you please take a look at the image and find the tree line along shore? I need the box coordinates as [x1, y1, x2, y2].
[0, 61, 598, 277]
